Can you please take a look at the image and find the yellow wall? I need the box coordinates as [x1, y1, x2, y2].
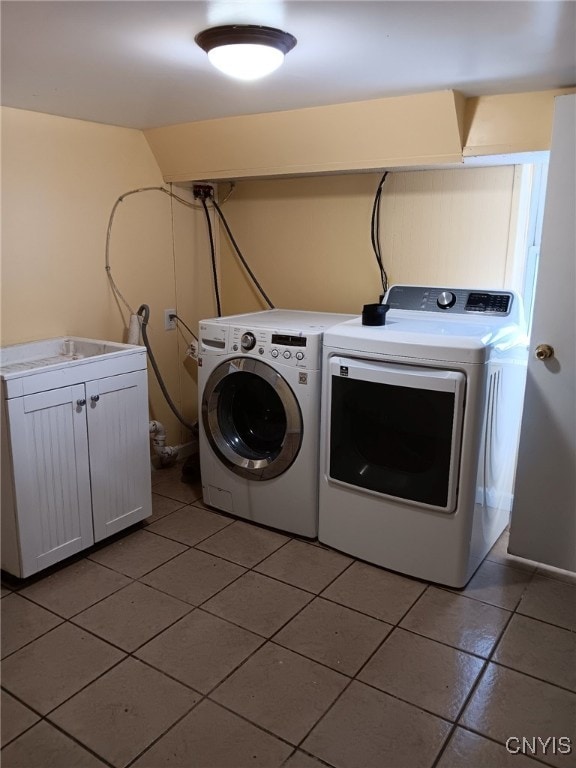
[464, 88, 575, 156]
[0, 99, 537, 449]
[219, 167, 519, 316]
[144, 88, 574, 183]
[1, 107, 217, 444]
[145, 90, 465, 182]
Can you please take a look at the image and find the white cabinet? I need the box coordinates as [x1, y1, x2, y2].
[1, 337, 152, 578]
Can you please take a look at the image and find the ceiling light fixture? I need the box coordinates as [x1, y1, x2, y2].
[195, 25, 297, 81]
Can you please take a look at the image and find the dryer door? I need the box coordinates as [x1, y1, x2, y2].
[202, 357, 303, 480]
[328, 356, 466, 512]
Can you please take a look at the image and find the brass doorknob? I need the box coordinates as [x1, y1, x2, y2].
[535, 344, 554, 360]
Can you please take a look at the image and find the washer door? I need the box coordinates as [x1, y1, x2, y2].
[202, 357, 303, 480]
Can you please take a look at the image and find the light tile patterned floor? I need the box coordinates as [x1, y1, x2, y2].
[1, 467, 575, 768]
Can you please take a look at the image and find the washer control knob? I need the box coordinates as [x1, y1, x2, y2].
[437, 290, 456, 309]
[241, 332, 256, 351]
[283, 350, 292, 359]
[271, 349, 279, 358]
[295, 351, 304, 361]
[258, 347, 265, 355]
[232, 343, 238, 351]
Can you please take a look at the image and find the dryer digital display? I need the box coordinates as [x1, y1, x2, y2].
[465, 292, 511, 314]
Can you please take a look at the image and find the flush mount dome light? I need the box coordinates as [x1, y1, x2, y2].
[195, 25, 297, 81]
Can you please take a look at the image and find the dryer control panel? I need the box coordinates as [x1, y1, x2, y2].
[387, 285, 514, 316]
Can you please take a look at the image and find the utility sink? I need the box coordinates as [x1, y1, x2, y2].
[1, 335, 151, 578]
[0, 337, 146, 398]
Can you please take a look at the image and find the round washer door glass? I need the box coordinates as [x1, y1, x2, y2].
[202, 357, 303, 480]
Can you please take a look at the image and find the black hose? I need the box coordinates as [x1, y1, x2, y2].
[371, 172, 389, 297]
[212, 198, 274, 309]
[136, 304, 196, 433]
[201, 198, 221, 316]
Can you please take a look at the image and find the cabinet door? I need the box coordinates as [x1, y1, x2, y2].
[6, 384, 94, 577]
[86, 370, 152, 541]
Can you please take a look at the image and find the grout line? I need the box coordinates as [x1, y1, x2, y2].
[435, 587, 526, 614]
[431, 592, 520, 768]
[317, 588, 422, 626]
[514, 608, 576, 633]
[137, 520, 235, 552]
[122, 695, 207, 768]
[486, 658, 576, 696]
[293, 675, 356, 752]
[448, 724, 570, 768]
[316, 578, 430, 682]
[68, 598, 196, 656]
[264, 633, 471, 729]
[1, 679, 119, 768]
[42, 653, 129, 717]
[30, 718, 117, 768]
[3, 486, 575, 768]
[146, 488, 203, 505]
[0, 617, 65, 663]
[429, 662, 490, 768]
[133, 619, 265, 696]
[16, 577, 137, 624]
[1, 591, 196, 670]
[189, 538, 359, 641]
[197, 694, 309, 754]
[390, 621, 507, 662]
[133, 548, 370, 756]
[137, 553, 249, 605]
[281, 746, 337, 768]
[273, 582, 443, 756]
[203, 688, 323, 753]
[429, 724, 462, 768]
[89, 542, 192, 581]
[0, 686, 45, 751]
[192, 533, 290, 568]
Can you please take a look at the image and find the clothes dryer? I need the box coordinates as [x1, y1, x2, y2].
[198, 309, 352, 537]
[319, 285, 529, 586]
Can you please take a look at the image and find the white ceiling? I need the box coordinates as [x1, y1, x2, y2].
[1, 1, 575, 130]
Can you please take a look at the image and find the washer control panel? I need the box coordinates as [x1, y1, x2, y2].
[199, 322, 322, 370]
[240, 332, 256, 351]
[387, 286, 514, 316]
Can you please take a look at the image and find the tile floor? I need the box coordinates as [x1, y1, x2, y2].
[1, 463, 575, 768]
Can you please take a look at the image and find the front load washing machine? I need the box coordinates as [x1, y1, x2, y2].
[319, 285, 529, 587]
[198, 309, 352, 537]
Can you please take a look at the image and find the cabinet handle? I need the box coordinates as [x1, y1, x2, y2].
[91, 395, 100, 403]
[76, 399, 86, 407]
